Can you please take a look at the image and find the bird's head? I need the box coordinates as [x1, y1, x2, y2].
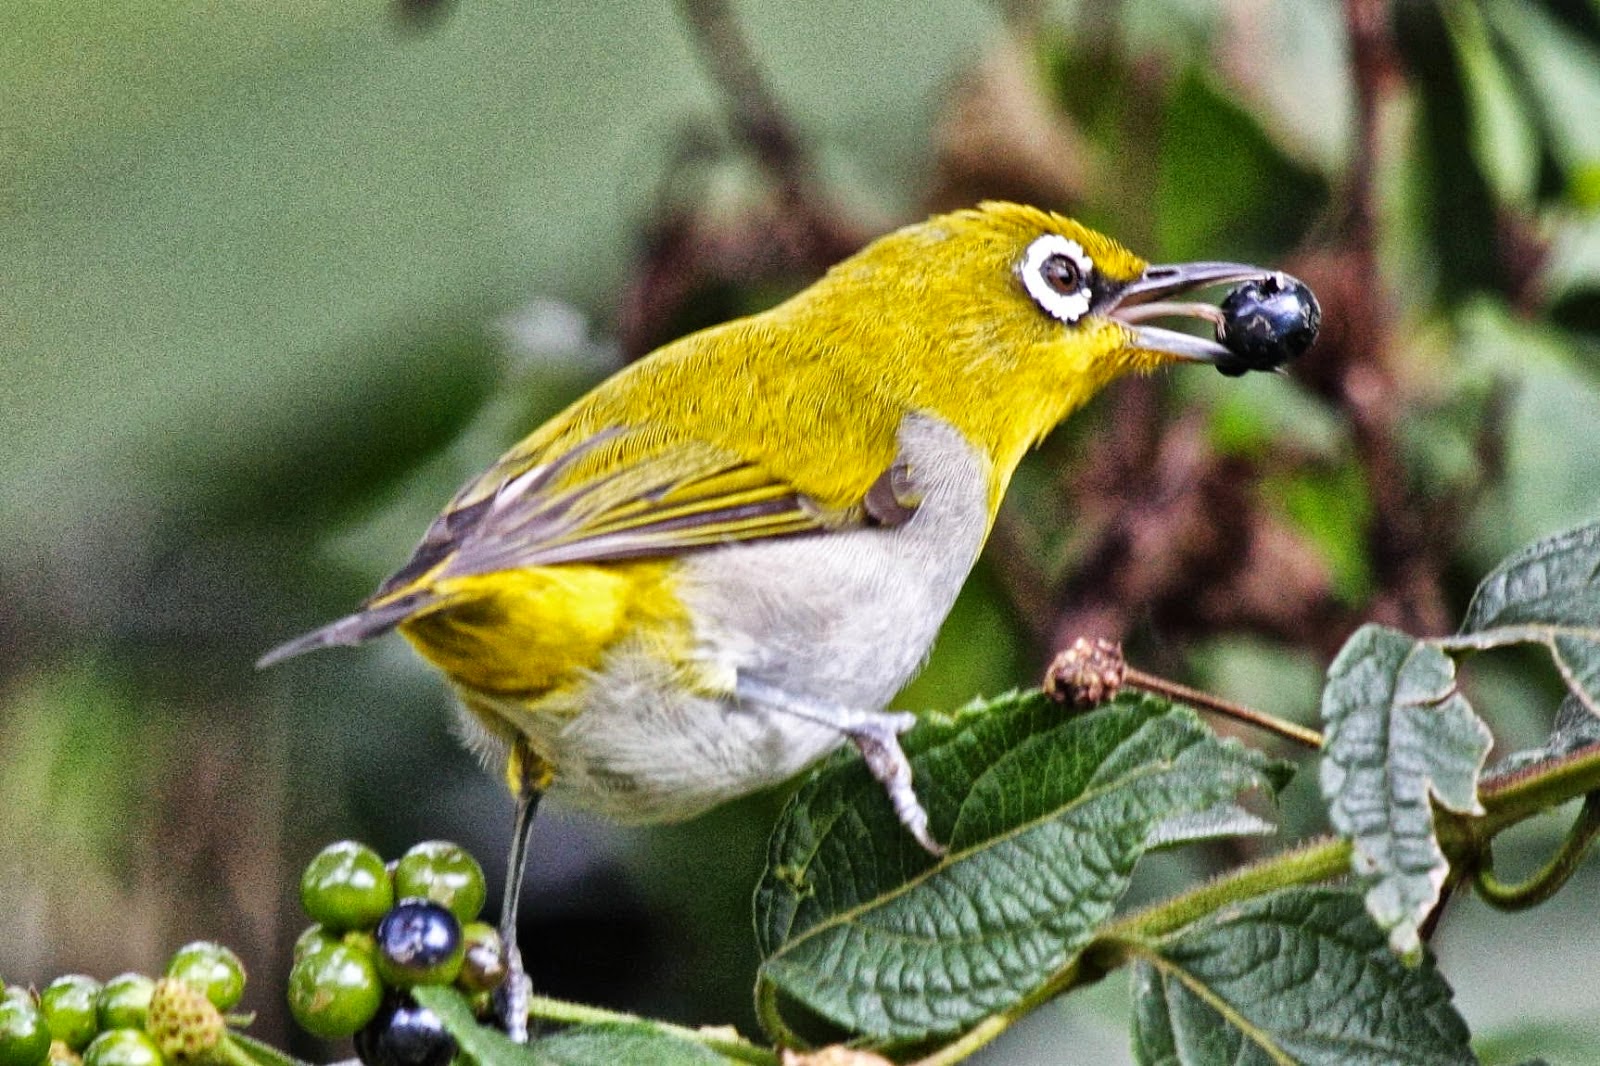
[797, 202, 1295, 476]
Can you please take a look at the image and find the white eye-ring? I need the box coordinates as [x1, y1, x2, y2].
[1020, 234, 1094, 324]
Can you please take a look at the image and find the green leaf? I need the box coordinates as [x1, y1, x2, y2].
[1154, 70, 1325, 262]
[755, 693, 1288, 1044]
[1392, 2, 1503, 298]
[1144, 803, 1277, 851]
[1129, 888, 1477, 1065]
[229, 1035, 317, 1066]
[1319, 626, 1492, 958]
[525, 1025, 734, 1066]
[410, 987, 734, 1066]
[1444, 0, 1541, 206]
[1485, 1, 1600, 204]
[410, 987, 544, 1066]
[1455, 521, 1600, 713]
[1264, 460, 1375, 606]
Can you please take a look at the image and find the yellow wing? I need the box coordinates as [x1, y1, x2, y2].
[383, 426, 859, 586]
[257, 421, 917, 666]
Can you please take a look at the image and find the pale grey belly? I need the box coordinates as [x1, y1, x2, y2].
[491, 413, 992, 823]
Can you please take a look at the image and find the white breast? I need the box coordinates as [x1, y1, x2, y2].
[517, 412, 993, 823]
[677, 411, 992, 707]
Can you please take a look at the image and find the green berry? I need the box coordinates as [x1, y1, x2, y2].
[47, 1041, 81, 1066]
[341, 931, 377, 957]
[292, 927, 334, 965]
[392, 842, 485, 925]
[40, 977, 101, 1053]
[81, 1031, 162, 1066]
[94, 977, 153, 1035]
[300, 843, 394, 933]
[456, 923, 506, 994]
[144, 980, 223, 1064]
[287, 942, 382, 1040]
[164, 945, 244, 1013]
[0, 992, 51, 1066]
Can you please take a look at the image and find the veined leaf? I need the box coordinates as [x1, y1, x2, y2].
[1454, 521, 1600, 714]
[1129, 888, 1476, 1065]
[410, 987, 734, 1066]
[1319, 626, 1491, 959]
[755, 693, 1289, 1044]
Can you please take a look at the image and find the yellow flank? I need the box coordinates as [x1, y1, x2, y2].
[398, 559, 688, 698]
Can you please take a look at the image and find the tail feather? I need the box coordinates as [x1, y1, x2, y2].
[256, 593, 434, 669]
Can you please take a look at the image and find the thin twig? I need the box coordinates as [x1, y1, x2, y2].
[674, 0, 811, 206]
[1122, 666, 1324, 749]
[1044, 637, 1323, 749]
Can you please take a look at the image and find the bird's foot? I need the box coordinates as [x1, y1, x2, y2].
[735, 678, 945, 857]
[495, 941, 532, 1042]
[846, 712, 946, 857]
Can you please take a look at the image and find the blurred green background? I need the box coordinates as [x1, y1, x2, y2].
[5, 1, 1600, 1062]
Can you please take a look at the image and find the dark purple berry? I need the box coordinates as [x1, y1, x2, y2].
[375, 901, 464, 988]
[1215, 272, 1320, 375]
[354, 999, 455, 1066]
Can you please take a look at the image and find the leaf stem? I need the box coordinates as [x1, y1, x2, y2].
[1122, 667, 1324, 750]
[526, 994, 779, 1065]
[1473, 792, 1600, 911]
[1473, 739, 1600, 837]
[752, 979, 808, 1055]
[1103, 836, 1353, 942]
[218, 1036, 276, 1066]
[909, 1016, 1009, 1066]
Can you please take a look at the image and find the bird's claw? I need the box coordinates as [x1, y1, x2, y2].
[849, 714, 946, 857]
[495, 942, 532, 1042]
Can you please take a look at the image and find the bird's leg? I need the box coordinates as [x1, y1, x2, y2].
[735, 677, 945, 856]
[495, 739, 550, 1043]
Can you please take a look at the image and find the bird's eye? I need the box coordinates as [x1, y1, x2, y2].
[1039, 254, 1083, 295]
[1020, 234, 1093, 324]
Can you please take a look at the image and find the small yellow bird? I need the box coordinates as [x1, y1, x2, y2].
[262, 202, 1289, 1032]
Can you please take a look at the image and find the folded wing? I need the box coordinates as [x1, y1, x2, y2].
[258, 422, 914, 666]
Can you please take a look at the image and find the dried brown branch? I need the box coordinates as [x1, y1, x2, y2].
[1343, 0, 1401, 262]
[616, 1, 869, 357]
[676, 0, 808, 206]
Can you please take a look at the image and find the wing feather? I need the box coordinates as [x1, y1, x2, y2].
[372, 424, 897, 598]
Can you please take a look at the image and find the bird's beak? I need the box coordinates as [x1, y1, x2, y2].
[1107, 261, 1273, 364]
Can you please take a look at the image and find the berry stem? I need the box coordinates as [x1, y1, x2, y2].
[1121, 666, 1324, 749]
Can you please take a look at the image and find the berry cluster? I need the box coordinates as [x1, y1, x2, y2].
[0, 943, 246, 1066]
[288, 841, 503, 1066]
